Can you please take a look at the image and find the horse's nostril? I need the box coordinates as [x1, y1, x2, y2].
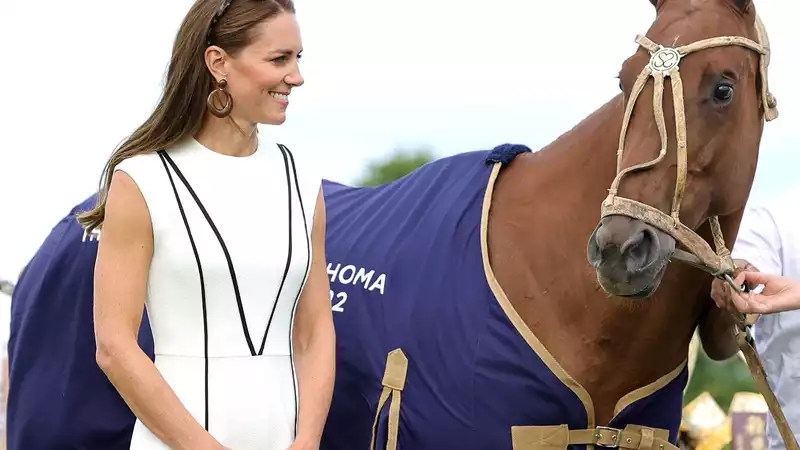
[587, 219, 665, 272]
[621, 228, 659, 271]
[592, 221, 620, 254]
[620, 229, 645, 255]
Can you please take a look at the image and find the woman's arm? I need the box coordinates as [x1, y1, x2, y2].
[291, 187, 336, 449]
[94, 171, 222, 450]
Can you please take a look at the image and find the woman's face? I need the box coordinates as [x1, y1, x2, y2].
[217, 11, 305, 125]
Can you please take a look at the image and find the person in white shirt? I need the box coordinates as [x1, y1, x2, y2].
[710, 186, 800, 450]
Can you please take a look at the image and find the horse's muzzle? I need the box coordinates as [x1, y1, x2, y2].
[587, 215, 676, 299]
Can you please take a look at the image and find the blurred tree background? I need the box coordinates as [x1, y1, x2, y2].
[355, 147, 436, 187]
[357, 147, 759, 411]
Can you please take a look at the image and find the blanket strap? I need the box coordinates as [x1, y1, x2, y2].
[370, 349, 408, 450]
[512, 424, 678, 450]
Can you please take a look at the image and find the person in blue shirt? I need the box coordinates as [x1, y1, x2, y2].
[7, 194, 154, 449]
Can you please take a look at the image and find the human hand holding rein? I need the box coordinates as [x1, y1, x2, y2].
[711, 259, 759, 315]
[726, 271, 800, 315]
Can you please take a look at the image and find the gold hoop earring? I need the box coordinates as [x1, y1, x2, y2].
[207, 78, 233, 118]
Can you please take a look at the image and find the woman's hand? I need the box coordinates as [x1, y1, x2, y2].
[710, 259, 758, 315]
[726, 271, 800, 315]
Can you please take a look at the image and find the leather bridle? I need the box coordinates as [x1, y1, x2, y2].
[602, 16, 777, 285]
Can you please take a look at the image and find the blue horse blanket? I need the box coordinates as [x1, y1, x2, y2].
[320, 144, 687, 450]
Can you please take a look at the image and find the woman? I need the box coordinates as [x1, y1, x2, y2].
[78, 1, 335, 449]
[722, 271, 800, 314]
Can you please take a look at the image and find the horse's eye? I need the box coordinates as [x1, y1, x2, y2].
[713, 83, 734, 104]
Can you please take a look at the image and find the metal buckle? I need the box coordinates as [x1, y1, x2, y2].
[594, 426, 623, 448]
[723, 273, 745, 292]
[743, 324, 755, 346]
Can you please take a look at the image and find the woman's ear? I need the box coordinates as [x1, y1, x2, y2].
[204, 45, 229, 82]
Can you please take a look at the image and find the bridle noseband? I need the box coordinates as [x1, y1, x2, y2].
[601, 16, 778, 290]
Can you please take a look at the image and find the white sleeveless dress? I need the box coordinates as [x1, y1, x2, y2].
[114, 136, 320, 449]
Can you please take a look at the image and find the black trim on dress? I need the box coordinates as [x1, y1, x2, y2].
[280, 144, 312, 436]
[157, 151, 211, 430]
[257, 145, 294, 355]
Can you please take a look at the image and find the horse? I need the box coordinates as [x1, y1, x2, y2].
[318, 0, 784, 449]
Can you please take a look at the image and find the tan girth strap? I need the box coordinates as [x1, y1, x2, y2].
[369, 349, 408, 450]
[512, 424, 677, 450]
[600, 17, 797, 450]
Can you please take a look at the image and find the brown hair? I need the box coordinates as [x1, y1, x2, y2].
[77, 0, 296, 232]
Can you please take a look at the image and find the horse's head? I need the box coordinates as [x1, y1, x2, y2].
[587, 0, 777, 299]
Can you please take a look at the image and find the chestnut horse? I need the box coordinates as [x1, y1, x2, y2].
[320, 0, 791, 449]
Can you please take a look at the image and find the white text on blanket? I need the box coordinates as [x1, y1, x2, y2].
[326, 262, 386, 313]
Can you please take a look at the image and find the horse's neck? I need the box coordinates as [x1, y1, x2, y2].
[489, 94, 708, 425]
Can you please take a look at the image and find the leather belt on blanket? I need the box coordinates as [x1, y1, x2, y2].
[512, 424, 677, 450]
[367, 337, 794, 450]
